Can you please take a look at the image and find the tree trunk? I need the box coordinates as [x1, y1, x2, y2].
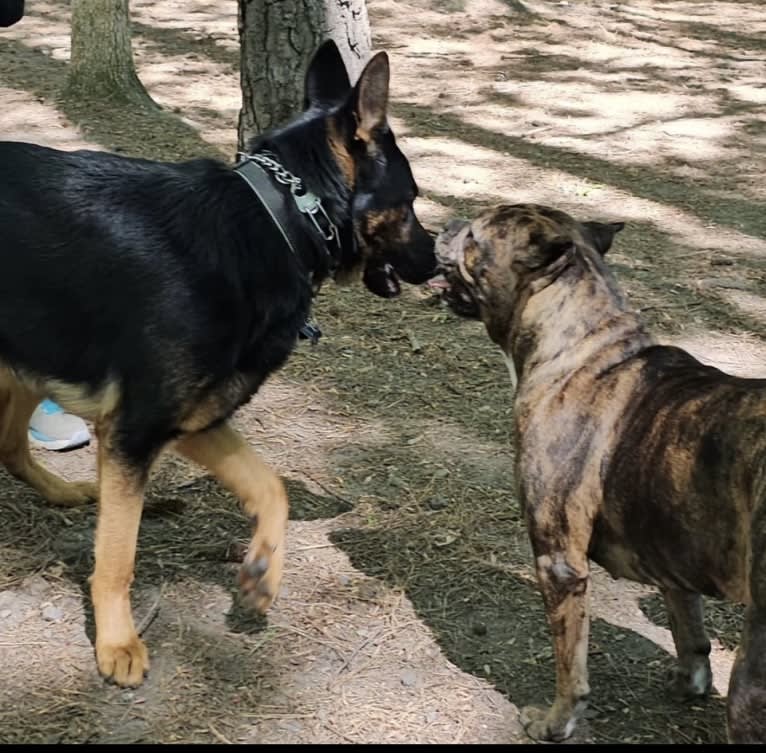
[66, 0, 154, 107]
[237, 0, 371, 150]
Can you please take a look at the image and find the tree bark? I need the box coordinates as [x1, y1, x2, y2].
[237, 0, 371, 150]
[66, 0, 154, 107]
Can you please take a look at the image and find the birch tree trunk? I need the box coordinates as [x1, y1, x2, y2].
[67, 0, 154, 107]
[237, 0, 371, 150]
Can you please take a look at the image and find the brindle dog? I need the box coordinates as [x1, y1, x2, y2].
[436, 203, 766, 744]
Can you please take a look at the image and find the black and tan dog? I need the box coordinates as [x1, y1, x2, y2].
[0, 41, 435, 688]
[436, 203, 766, 744]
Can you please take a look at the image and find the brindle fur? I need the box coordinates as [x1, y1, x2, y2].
[436, 203, 766, 744]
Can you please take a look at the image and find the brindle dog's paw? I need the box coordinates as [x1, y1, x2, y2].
[520, 705, 577, 742]
[238, 536, 285, 614]
[666, 660, 712, 699]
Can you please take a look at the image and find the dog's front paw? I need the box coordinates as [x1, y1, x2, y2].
[520, 705, 577, 742]
[238, 531, 285, 614]
[96, 634, 149, 688]
[666, 660, 712, 699]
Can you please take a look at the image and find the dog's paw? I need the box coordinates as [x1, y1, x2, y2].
[96, 634, 149, 688]
[666, 661, 712, 699]
[520, 705, 577, 742]
[47, 479, 98, 507]
[238, 534, 285, 614]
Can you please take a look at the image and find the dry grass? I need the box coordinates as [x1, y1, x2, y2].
[1, 0, 765, 744]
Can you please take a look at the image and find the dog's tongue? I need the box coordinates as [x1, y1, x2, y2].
[363, 263, 401, 298]
[425, 273, 449, 291]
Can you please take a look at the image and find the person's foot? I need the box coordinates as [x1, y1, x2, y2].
[28, 399, 91, 451]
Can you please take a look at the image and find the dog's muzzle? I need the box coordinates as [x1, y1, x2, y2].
[435, 219, 481, 318]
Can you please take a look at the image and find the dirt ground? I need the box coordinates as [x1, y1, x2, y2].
[1, 0, 765, 744]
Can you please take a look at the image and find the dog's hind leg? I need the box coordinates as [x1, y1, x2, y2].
[727, 513, 766, 743]
[728, 603, 766, 743]
[174, 422, 287, 614]
[520, 545, 591, 742]
[661, 588, 712, 698]
[0, 371, 96, 505]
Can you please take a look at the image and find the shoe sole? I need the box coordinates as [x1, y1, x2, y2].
[28, 429, 91, 452]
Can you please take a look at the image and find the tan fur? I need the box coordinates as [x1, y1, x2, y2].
[90, 422, 149, 688]
[0, 367, 97, 505]
[174, 422, 287, 613]
[328, 117, 355, 187]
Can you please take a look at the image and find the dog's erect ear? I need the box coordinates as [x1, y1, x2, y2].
[581, 221, 625, 256]
[303, 40, 352, 110]
[352, 52, 390, 142]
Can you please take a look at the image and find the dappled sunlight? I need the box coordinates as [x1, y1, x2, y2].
[663, 330, 766, 379]
[132, 0, 238, 51]
[0, 0, 764, 743]
[0, 86, 100, 149]
[590, 568, 737, 701]
[399, 134, 766, 258]
[721, 291, 766, 336]
[135, 53, 240, 153]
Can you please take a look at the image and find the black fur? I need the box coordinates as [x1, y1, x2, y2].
[0, 40, 435, 471]
[0, 0, 23, 27]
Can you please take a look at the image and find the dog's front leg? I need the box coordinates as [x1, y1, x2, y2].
[175, 422, 287, 613]
[90, 438, 149, 688]
[521, 548, 591, 742]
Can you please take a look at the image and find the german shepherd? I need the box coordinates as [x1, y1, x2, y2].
[0, 40, 435, 688]
[436, 204, 766, 743]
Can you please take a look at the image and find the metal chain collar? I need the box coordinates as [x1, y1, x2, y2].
[236, 151, 340, 247]
[247, 151, 303, 192]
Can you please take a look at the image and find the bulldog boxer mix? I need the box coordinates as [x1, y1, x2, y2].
[436, 203, 765, 744]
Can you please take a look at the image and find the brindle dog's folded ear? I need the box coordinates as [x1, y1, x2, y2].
[303, 40, 352, 110]
[522, 235, 575, 271]
[581, 221, 625, 256]
[352, 52, 390, 143]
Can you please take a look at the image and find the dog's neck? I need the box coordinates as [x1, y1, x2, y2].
[250, 114, 353, 229]
[247, 113, 356, 290]
[506, 250, 654, 390]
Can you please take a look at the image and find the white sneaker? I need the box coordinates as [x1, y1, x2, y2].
[28, 399, 91, 451]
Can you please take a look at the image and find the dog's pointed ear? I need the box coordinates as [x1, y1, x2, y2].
[303, 40, 351, 110]
[352, 52, 390, 143]
[581, 221, 625, 256]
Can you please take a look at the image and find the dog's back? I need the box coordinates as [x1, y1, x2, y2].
[595, 343, 766, 603]
[0, 141, 309, 406]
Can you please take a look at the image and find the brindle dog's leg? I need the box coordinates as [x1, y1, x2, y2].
[175, 422, 287, 613]
[90, 422, 150, 687]
[0, 371, 96, 505]
[661, 589, 712, 698]
[728, 605, 766, 743]
[728, 515, 766, 743]
[520, 545, 591, 742]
